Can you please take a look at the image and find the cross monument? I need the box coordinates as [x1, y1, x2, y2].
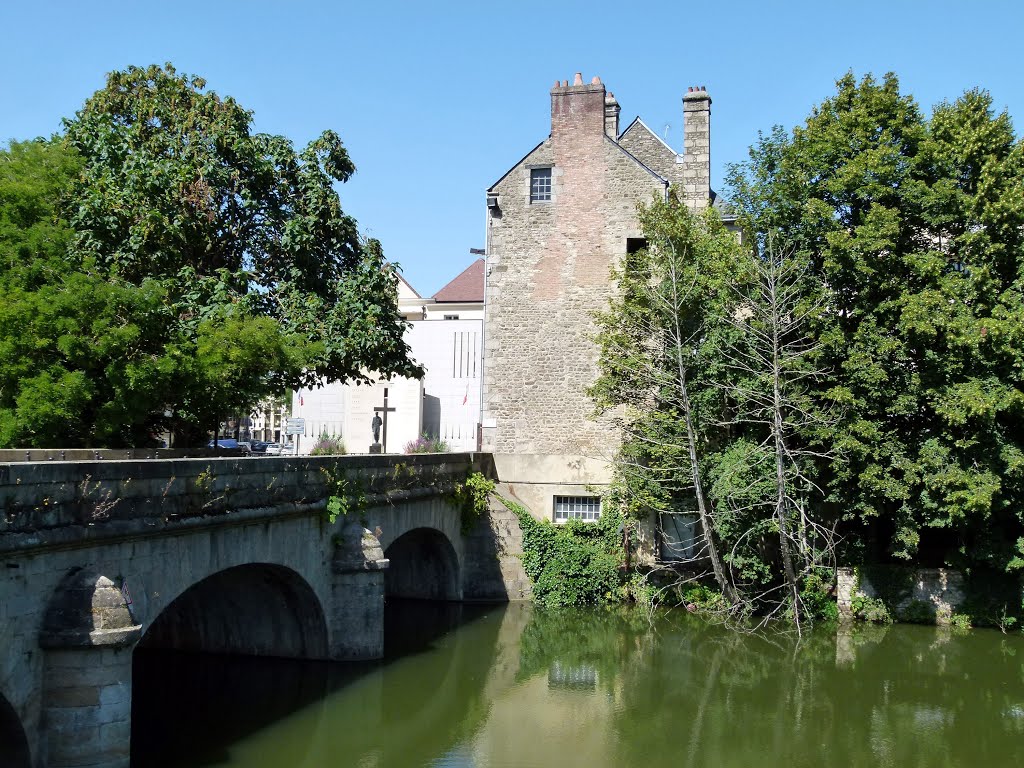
[373, 387, 397, 453]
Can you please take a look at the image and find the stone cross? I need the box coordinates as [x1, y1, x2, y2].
[373, 387, 397, 453]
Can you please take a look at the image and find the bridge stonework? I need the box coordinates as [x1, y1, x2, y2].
[0, 453, 524, 768]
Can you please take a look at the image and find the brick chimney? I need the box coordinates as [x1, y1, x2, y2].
[551, 73, 607, 140]
[604, 92, 620, 138]
[682, 86, 711, 208]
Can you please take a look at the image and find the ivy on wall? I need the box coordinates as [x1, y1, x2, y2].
[499, 496, 627, 607]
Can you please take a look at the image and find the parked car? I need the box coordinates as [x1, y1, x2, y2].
[249, 441, 269, 454]
[264, 442, 296, 456]
[206, 439, 252, 455]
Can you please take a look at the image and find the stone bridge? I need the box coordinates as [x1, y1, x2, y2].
[0, 453, 528, 768]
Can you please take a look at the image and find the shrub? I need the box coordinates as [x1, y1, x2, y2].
[452, 471, 496, 533]
[404, 434, 450, 453]
[851, 594, 893, 624]
[681, 584, 728, 614]
[800, 572, 839, 623]
[310, 433, 346, 456]
[949, 613, 972, 630]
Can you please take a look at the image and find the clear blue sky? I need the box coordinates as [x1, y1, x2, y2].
[3, 1, 1022, 296]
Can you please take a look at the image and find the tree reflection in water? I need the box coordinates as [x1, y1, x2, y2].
[515, 608, 1024, 768]
[133, 604, 1024, 768]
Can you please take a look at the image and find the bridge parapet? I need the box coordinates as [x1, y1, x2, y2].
[0, 452, 494, 554]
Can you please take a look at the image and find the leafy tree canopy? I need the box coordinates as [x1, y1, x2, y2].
[0, 64, 419, 448]
[727, 72, 1024, 573]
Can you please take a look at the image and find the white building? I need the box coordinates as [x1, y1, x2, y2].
[290, 260, 483, 454]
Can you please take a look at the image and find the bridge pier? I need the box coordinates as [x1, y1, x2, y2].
[38, 570, 140, 768]
[41, 648, 133, 768]
[329, 520, 390, 660]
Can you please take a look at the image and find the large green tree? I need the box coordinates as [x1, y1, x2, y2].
[0, 64, 419, 447]
[728, 73, 1024, 574]
[0, 138, 169, 446]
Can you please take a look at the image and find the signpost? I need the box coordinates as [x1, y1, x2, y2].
[285, 418, 305, 436]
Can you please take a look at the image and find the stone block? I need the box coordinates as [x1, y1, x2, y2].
[98, 682, 130, 707]
[45, 723, 100, 759]
[47, 685, 101, 708]
[98, 718, 131, 747]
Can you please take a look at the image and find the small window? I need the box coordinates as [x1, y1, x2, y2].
[530, 167, 552, 202]
[626, 237, 647, 255]
[554, 495, 601, 523]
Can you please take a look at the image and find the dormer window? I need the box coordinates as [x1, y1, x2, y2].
[530, 167, 552, 202]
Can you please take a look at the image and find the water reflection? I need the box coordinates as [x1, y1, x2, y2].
[132, 600, 502, 768]
[505, 609, 1024, 768]
[133, 603, 1024, 768]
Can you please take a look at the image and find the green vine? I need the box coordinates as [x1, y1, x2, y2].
[498, 494, 627, 608]
[320, 466, 368, 524]
[451, 471, 496, 534]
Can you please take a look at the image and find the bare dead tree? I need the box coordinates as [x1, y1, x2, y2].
[716, 234, 841, 633]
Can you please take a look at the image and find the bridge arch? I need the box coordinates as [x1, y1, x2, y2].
[0, 692, 30, 768]
[138, 563, 328, 658]
[384, 527, 461, 601]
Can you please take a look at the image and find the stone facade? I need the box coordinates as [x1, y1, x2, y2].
[482, 74, 712, 522]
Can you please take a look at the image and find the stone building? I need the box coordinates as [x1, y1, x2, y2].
[482, 73, 720, 525]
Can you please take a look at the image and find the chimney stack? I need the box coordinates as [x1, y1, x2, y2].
[604, 92, 620, 138]
[682, 86, 711, 208]
[550, 73, 607, 140]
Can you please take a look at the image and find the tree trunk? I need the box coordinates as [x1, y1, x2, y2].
[672, 314, 737, 605]
[769, 261, 801, 631]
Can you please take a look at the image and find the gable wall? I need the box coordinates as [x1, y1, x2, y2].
[482, 78, 711, 523]
[483, 104, 666, 461]
[618, 121, 685, 187]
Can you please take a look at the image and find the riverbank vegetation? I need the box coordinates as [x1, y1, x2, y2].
[586, 72, 1024, 630]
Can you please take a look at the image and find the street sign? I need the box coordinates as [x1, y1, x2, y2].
[285, 418, 305, 435]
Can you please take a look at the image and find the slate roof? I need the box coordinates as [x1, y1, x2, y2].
[433, 258, 485, 303]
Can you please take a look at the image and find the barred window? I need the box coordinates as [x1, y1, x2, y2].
[530, 167, 552, 202]
[554, 495, 601, 523]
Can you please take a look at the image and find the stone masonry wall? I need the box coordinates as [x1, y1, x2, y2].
[837, 566, 966, 624]
[483, 78, 669, 461]
[618, 119, 685, 187]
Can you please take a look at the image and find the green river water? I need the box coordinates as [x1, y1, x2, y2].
[132, 601, 1024, 768]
